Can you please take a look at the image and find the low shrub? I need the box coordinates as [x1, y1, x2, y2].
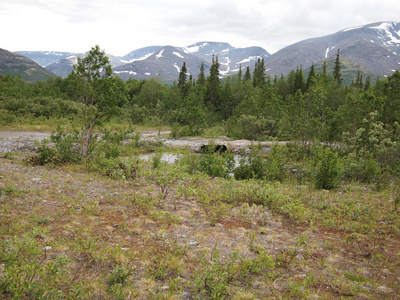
[314, 147, 342, 190]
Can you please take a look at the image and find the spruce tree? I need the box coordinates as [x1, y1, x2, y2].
[178, 62, 187, 91]
[294, 66, 305, 92]
[364, 76, 371, 91]
[243, 66, 251, 82]
[333, 49, 342, 84]
[306, 62, 316, 90]
[253, 58, 266, 88]
[205, 55, 221, 111]
[351, 70, 363, 89]
[322, 61, 327, 78]
[197, 62, 206, 87]
[238, 64, 242, 82]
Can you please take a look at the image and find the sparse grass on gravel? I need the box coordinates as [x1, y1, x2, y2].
[0, 153, 399, 299]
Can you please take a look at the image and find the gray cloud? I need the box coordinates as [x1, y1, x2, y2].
[1, 0, 399, 55]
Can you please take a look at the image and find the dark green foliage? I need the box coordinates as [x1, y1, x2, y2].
[315, 148, 342, 190]
[178, 62, 188, 97]
[205, 55, 221, 112]
[198, 142, 235, 178]
[333, 49, 342, 84]
[1, 52, 400, 183]
[234, 148, 267, 180]
[227, 114, 275, 140]
[197, 62, 206, 87]
[29, 128, 81, 165]
[253, 58, 266, 88]
[243, 66, 251, 82]
[108, 265, 132, 286]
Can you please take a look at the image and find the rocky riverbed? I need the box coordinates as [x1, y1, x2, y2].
[0, 130, 284, 154]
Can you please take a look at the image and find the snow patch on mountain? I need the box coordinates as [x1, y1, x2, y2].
[174, 63, 180, 73]
[370, 22, 400, 45]
[114, 70, 137, 75]
[121, 53, 153, 63]
[325, 46, 336, 58]
[183, 42, 210, 54]
[156, 49, 164, 59]
[342, 25, 364, 32]
[219, 57, 231, 76]
[237, 56, 259, 64]
[173, 52, 184, 59]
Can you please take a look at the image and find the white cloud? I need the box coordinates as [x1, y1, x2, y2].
[1, 0, 399, 56]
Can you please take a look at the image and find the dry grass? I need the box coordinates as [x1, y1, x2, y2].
[0, 154, 399, 299]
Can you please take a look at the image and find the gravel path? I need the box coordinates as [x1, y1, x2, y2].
[0, 130, 285, 154]
[0, 131, 51, 153]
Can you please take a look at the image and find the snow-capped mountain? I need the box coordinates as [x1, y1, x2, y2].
[120, 46, 163, 64]
[114, 46, 208, 82]
[180, 42, 270, 76]
[42, 46, 164, 79]
[10, 21, 400, 82]
[264, 21, 400, 78]
[15, 51, 75, 67]
[113, 43, 270, 82]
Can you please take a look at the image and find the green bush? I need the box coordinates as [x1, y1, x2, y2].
[234, 145, 287, 182]
[234, 150, 266, 180]
[0, 231, 80, 299]
[314, 148, 342, 190]
[91, 157, 138, 180]
[198, 143, 235, 178]
[29, 127, 81, 165]
[226, 114, 276, 140]
[342, 152, 381, 183]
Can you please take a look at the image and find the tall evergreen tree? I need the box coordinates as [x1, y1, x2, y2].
[197, 62, 206, 87]
[205, 55, 221, 111]
[352, 71, 363, 89]
[333, 49, 342, 84]
[322, 61, 327, 78]
[306, 62, 316, 90]
[178, 62, 188, 96]
[364, 75, 371, 91]
[253, 58, 266, 88]
[294, 66, 306, 93]
[238, 64, 242, 82]
[243, 66, 251, 82]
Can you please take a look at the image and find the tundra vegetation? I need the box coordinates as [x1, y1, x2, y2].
[0, 46, 399, 299]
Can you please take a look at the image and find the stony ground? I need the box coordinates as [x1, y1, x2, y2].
[0, 132, 399, 299]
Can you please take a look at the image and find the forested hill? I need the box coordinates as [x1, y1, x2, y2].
[0, 48, 55, 82]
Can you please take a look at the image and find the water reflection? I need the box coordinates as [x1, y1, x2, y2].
[138, 152, 243, 167]
[137, 153, 182, 164]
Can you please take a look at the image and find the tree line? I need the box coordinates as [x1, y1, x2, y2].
[0, 48, 399, 144]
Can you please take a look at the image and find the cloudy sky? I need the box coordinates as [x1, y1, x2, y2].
[1, 0, 399, 56]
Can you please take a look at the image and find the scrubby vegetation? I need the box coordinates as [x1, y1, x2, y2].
[0, 46, 400, 299]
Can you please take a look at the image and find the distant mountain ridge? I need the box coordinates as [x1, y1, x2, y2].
[4, 21, 400, 83]
[0, 48, 55, 82]
[265, 21, 400, 80]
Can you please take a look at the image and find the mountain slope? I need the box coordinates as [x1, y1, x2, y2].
[15, 51, 75, 67]
[44, 46, 162, 78]
[181, 42, 270, 76]
[0, 48, 55, 82]
[114, 46, 209, 82]
[265, 21, 400, 79]
[12, 21, 400, 82]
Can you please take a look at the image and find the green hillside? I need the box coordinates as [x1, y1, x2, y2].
[0, 48, 55, 82]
